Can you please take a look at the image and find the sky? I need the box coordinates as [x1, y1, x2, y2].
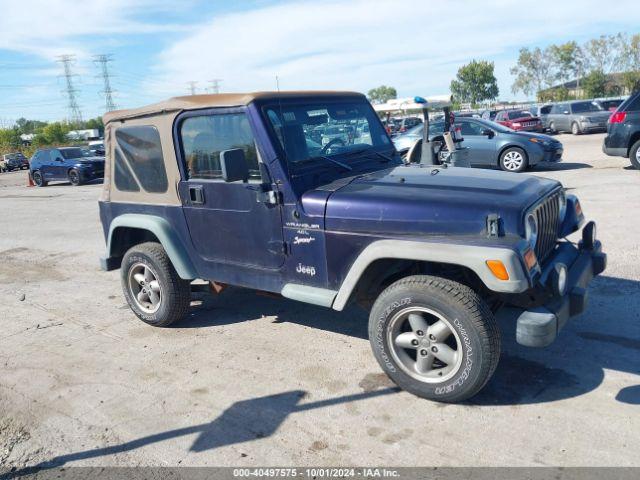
[0, 0, 639, 123]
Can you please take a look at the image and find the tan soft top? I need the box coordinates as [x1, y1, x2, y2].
[103, 90, 364, 124]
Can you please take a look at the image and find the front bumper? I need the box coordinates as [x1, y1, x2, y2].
[580, 120, 607, 132]
[515, 223, 606, 347]
[542, 146, 563, 162]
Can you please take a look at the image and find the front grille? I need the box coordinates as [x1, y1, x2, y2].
[532, 191, 561, 262]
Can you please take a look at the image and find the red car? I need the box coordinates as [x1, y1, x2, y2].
[495, 110, 543, 132]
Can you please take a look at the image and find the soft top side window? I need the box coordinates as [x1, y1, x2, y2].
[114, 125, 168, 193]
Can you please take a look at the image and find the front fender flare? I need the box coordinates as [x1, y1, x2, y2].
[105, 214, 197, 280]
[331, 239, 529, 311]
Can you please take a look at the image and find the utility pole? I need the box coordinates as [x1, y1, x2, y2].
[56, 55, 82, 124]
[187, 81, 198, 95]
[93, 54, 117, 112]
[207, 79, 222, 94]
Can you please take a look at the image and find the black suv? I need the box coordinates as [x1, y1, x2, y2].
[603, 91, 640, 169]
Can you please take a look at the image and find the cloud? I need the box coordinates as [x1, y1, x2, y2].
[0, 0, 187, 59]
[151, 0, 640, 99]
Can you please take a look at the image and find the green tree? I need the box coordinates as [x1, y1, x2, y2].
[15, 118, 48, 135]
[583, 34, 624, 74]
[549, 41, 585, 83]
[510, 47, 554, 98]
[367, 85, 397, 104]
[450, 60, 499, 106]
[41, 122, 71, 145]
[582, 70, 608, 98]
[619, 33, 640, 93]
[83, 117, 104, 130]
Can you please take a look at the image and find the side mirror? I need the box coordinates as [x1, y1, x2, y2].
[482, 129, 495, 138]
[56, 157, 64, 162]
[220, 148, 249, 183]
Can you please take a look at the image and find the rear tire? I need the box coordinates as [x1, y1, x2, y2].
[121, 242, 191, 327]
[630, 140, 640, 170]
[548, 122, 556, 134]
[368, 275, 500, 403]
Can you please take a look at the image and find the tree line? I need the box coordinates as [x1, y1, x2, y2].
[367, 32, 639, 109]
[0, 117, 104, 158]
[511, 32, 640, 101]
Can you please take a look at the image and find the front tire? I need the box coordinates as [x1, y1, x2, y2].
[68, 168, 82, 186]
[121, 242, 191, 327]
[499, 147, 528, 172]
[368, 275, 500, 403]
[629, 139, 640, 170]
[548, 122, 556, 134]
[32, 170, 47, 187]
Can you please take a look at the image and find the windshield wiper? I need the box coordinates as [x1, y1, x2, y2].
[343, 147, 396, 163]
[306, 155, 353, 171]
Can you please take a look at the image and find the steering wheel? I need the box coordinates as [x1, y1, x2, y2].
[321, 138, 345, 154]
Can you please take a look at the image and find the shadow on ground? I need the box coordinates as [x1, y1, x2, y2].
[532, 162, 592, 171]
[4, 387, 399, 477]
[183, 275, 640, 408]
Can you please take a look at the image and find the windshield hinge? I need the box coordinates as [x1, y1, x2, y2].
[486, 214, 503, 238]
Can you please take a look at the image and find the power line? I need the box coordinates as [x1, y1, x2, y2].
[56, 55, 83, 124]
[186, 81, 198, 95]
[208, 79, 222, 94]
[93, 54, 117, 111]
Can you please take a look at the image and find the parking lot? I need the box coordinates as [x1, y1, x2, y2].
[1, 132, 639, 469]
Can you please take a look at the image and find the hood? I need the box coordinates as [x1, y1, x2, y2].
[77, 156, 105, 164]
[311, 165, 559, 237]
[513, 131, 561, 143]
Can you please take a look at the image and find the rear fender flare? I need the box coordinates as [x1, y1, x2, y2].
[107, 214, 197, 280]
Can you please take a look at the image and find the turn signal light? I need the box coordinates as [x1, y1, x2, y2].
[609, 112, 626, 124]
[486, 260, 509, 281]
[524, 248, 538, 271]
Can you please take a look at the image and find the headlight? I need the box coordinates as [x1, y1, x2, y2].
[558, 190, 567, 222]
[525, 213, 538, 248]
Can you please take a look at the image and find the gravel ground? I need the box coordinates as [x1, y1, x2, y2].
[0, 133, 638, 470]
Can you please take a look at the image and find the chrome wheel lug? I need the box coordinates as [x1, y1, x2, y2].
[431, 346, 438, 353]
[420, 349, 428, 356]
[416, 330, 424, 336]
[411, 339, 419, 346]
[429, 334, 436, 341]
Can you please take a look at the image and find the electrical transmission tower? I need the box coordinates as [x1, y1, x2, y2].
[94, 54, 117, 111]
[208, 79, 222, 94]
[187, 81, 198, 95]
[56, 55, 83, 124]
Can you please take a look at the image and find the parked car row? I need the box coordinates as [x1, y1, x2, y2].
[393, 116, 563, 173]
[475, 98, 627, 136]
[0, 152, 30, 172]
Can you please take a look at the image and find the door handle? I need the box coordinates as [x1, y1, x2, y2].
[189, 186, 204, 204]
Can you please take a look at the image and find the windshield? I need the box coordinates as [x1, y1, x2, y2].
[265, 101, 392, 169]
[572, 101, 604, 113]
[59, 148, 85, 159]
[508, 111, 532, 119]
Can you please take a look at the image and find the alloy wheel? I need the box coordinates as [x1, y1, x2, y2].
[387, 306, 463, 384]
[127, 263, 163, 314]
